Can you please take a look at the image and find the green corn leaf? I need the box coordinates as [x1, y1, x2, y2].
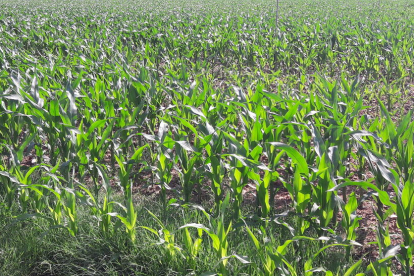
[186, 105, 206, 119]
[65, 82, 77, 123]
[267, 142, 309, 175]
[329, 181, 395, 210]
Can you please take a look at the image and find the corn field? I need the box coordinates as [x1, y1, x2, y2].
[1, 0, 414, 275]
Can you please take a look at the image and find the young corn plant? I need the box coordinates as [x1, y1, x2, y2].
[200, 125, 225, 215]
[244, 223, 299, 276]
[393, 172, 414, 275]
[76, 183, 115, 235]
[174, 139, 202, 203]
[340, 192, 362, 260]
[267, 142, 311, 235]
[141, 210, 183, 262]
[156, 150, 174, 212]
[248, 169, 276, 219]
[180, 195, 245, 275]
[113, 144, 148, 243]
[357, 147, 395, 221]
[311, 154, 338, 234]
[76, 118, 115, 199]
[180, 227, 204, 269]
[228, 159, 250, 221]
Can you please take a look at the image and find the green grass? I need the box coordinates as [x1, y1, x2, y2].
[0, 195, 203, 276]
[1, 194, 354, 276]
